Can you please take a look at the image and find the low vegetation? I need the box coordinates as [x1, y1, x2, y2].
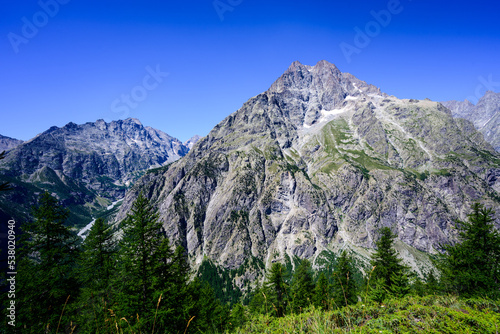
[1, 191, 499, 333]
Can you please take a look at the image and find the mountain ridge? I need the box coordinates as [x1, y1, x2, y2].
[0, 134, 23, 152]
[442, 90, 500, 151]
[115, 60, 500, 287]
[0, 118, 190, 227]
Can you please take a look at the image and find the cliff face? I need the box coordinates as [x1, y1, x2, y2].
[443, 91, 500, 151]
[0, 118, 188, 227]
[116, 61, 500, 280]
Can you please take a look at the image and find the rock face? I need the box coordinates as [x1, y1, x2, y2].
[443, 91, 500, 151]
[116, 61, 500, 281]
[0, 135, 23, 152]
[0, 118, 188, 226]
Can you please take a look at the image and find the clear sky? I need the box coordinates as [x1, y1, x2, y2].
[1, 0, 499, 142]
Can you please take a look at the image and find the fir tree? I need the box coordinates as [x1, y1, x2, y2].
[248, 287, 268, 315]
[424, 270, 439, 295]
[115, 192, 187, 332]
[76, 218, 116, 332]
[389, 271, 410, 298]
[412, 276, 426, 297]
[265, 262, 289, 317]
[291, 259, 314, 313]
[369, 227, 409, 301]
[184, 278, 230, 333]
[332, 250, 358, 306]
[16, 192, 79, 331]
[230, 303, 247, 329]
[436, 203, 500, 297]
[314, 272, 330, 309]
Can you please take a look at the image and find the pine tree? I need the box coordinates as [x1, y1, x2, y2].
[16, 192, 79, 331]
[265, 262, 289, 317]
[79, 218, 116, 291]
[248, 287, 268, 315]
[291, 259, 314, 313]
[230, 303, 247, 329]
[115, 192, 187, 332]
[369, 227, 408, 301]
[332, 250, 358, 307]
[314, 272, 330, 309]
[424, 271, 439, 295]
[184, 278, 230, 333]
[76, 218, 116, 332]
[389, 271, 410, 298]
[154, 244, 192, 333]
[436, 203, 500, 297]
[369, 277, 388, 303]
[412, 276, 426, 297]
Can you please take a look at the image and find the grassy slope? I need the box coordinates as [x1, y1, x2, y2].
[234, 296, 500, 334]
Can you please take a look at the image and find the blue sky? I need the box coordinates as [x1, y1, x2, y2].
[1, 0, 499, 142]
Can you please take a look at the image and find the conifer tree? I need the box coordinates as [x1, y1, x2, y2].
[184, 278, 230, 333]
[314, 271, 330, 309]
[76, 218, 116, 332]
[16, 192, 79, 330]
[412, 276, 426, 297]
[369, 227, 408, 301]
[332, 250, 358, 306]
[230, 303, 247, 329]
[291, 259, 314, 313]
[424, 271, 439, 295]
[436, 203, 500, 297]
[248, 287, 268, 315]
[79, 218, 116, 291]
[389, 271, 411, 297]
[265, 262, 289, 317]
[115, 192, 186, 332]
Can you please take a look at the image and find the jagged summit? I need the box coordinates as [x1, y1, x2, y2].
[443, 90, 500, 151]
[269, 60, 381, 107]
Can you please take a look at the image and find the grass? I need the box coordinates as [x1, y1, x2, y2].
[21, 294, 500, 333]
[233, 295, 500, 333]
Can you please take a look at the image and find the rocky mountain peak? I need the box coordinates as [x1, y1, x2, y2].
[269, 60, 343, 93]
[477, 90, 500, 106]
[184, 135, 202, 150]
[116, 61, 500, 281]
[122, 117, 142, 125]
[483, 90, 499, 98]
[269, 60, 380, 100]
[443, 91, 500, 151]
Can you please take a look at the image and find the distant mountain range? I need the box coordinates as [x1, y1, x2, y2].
[113, 60, 499, 288]
[0, 118, 195, 228]
[442, 91, 500, 152]
[0, 134, 23, 152]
